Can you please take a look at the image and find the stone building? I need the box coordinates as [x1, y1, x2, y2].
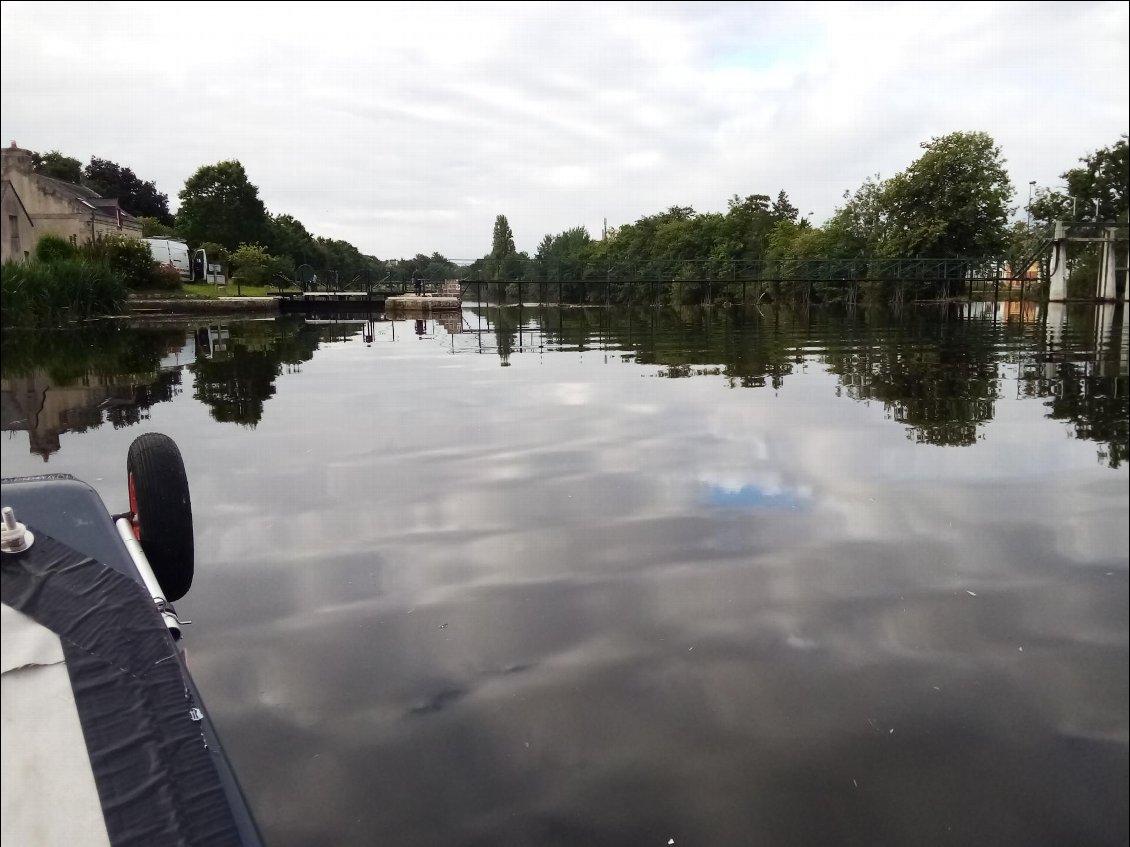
[1, 141, 143, 262]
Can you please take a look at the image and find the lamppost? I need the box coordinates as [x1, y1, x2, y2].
[1093, 198, 1100, 221]
[1027, 180, 1036, 229]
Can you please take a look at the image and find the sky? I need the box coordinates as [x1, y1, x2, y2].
[1, 1, 1127, 262]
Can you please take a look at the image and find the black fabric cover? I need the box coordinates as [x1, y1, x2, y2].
[1, 530, 244, 847]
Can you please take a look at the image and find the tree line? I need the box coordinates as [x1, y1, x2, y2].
[31, 130, 1126, 297]
[469, 131, 1127, 303]
[31, 153, 463, 287]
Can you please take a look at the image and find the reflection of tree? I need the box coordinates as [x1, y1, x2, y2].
[1, 323, 185, 384]
[487, 305, 521, 366]
[479, 302, 1074, 449]
[1, 323, 187, 459]
[824, 324, 1001, 446]
[107, 369, 183, 429]
[1016, 305, 1129, 468]
[1044, 364, 1128, 468]
[189, 318, 322, 426]
[192, 349, 279, 425]
[534, 303, 800, 390]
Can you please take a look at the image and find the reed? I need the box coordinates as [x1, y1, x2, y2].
[1, 258, 129, 327]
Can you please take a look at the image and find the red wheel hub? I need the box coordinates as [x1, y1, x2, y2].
[128, 472, 141, 539]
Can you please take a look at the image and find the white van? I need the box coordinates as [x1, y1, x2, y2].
[143, 238, 191, 280]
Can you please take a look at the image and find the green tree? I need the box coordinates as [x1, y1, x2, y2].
[491, 214, 516, 259]
[880, 131, 1012, 258]
[484, 214, 518, 280]
[177, 161, 269, 251]
[315, 237, 372, 283]
[267, 214, 321, 268]
[1030, 135, 1129, 224]
[138, 216, 178, 238]
[229, 243, 278, 287]
[31, 150, 83, 183]
[771, 190, 799, 223]
[821, 175, 891, 258]
[535, 226, 591, 279]
[83, 157, 172, 223]
[724, 194, 774, 261]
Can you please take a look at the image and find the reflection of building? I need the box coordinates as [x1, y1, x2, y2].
[1, 142, 143, 261]
[1, 335, 186, 461]
[1000, 299, 1039, 322]
[1, 373, 140, 460]
[435, 311, 464, 335]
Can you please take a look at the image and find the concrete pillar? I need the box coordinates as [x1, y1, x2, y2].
[1047, 222, 1069, 301]
[1097, 227, 1120, 301]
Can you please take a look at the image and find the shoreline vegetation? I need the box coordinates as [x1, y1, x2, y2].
[3, 132, 1125, 327]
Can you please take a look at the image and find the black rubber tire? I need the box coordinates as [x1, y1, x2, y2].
[127, 433, 194, 601]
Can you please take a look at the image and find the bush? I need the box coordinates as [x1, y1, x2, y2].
[230, 242, 275, 287]
[34, 234, 78, 264]
[138, 216, 179, 238]
[149, 262, 183, 290]
[81, 234, 156, 289]
[1, 258, 128, 327]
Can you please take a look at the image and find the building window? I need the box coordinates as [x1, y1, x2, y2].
[8, 215, 18, 257]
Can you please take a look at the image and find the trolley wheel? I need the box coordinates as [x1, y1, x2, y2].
[127, 433, 194, 601]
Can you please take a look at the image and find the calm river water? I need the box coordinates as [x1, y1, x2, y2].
[2, 301, 1128, 847]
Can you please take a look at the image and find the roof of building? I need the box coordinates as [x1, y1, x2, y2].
[34, 174, 140, 224]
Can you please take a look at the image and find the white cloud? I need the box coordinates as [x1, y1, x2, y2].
[2, 1, 1125, 261]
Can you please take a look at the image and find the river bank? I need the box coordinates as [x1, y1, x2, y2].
[127, 295, 280, 315]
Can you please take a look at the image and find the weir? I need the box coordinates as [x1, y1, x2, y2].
[1047, 221, 1128, 302]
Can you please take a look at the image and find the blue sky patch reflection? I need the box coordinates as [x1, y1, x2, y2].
[703, 482, 808, 510]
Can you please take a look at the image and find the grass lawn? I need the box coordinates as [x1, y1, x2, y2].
[139, 283, 300, 299]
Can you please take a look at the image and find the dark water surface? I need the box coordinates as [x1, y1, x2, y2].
[3, 302, 1128, 847]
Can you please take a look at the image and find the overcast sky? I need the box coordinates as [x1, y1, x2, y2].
[2, 1, 1126, 261]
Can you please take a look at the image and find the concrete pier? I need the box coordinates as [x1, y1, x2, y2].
[385, 294, 461, 311]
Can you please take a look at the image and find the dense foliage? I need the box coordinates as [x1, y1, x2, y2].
[1029, 135, 1129, 225]
[81, 233, 157, 289]
[83, 157, 172, 223]
[177, 160, 269, 251]
[22, 131, 1121, 302]
[1, 257, 127, 327]
[31, 151, 171, 223]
